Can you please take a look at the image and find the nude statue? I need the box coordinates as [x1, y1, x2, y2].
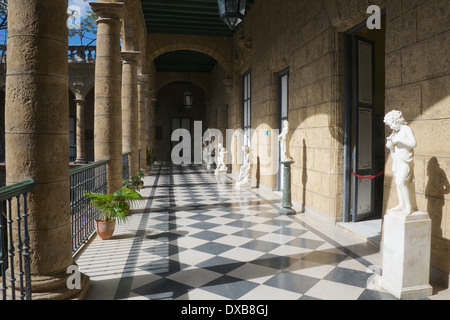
[236, 145, 251, 187]
[215, 143, 227, 174]
[278, 120, 292, 162]
[384, 110, 418, 215]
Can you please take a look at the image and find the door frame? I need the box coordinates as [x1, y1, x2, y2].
[342, 11, 385, 223]
[277, 68, 290, 191]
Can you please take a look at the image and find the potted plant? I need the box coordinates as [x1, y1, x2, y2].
[123, 170, 145, 191]
[146, 146, 156, 169]
[85, 187, 143, 240]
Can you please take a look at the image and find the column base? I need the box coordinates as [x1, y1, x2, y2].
[74, 159, 87, 164]
[279, 207, 296, 216]
[236, 181, 251, 189]
[30, 270, 90, 300]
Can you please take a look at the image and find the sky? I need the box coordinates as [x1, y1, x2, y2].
[0, 1, 97, 45]
[68, 0, 97, 45]
[0, 1, 97, 46]
[70, 0, 95, 17]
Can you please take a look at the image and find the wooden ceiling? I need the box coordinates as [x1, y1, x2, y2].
[141, 0, 254, 37]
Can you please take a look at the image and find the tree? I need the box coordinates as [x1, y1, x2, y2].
[68, 9, 97, 47]
[0, 0, 7, 31]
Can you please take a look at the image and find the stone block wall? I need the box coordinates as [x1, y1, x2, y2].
[230, 0, 344, 222]
[228, 0, 449, 283]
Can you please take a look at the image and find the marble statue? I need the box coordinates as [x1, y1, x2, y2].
[236, 145, 251, 187]
[384, 110, 418, 215]
[278, 120, 292, 162]
[203, 138, 216, 169]
[214, 143, 227, 175]
[202, 141, 208, 165]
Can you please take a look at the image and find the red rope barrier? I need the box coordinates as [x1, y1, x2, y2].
[352, 169, 385, 180]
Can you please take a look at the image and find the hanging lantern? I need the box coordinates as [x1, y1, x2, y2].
[183, 89, 193, 110]
[217, 0, 248, 30]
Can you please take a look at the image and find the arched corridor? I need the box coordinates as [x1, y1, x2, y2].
[1, 0, 449, 301]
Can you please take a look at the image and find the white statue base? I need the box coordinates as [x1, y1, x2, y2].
[236, 181, 251, 189]
[214, 170, 226, 176]
[380, 210, 433, 299]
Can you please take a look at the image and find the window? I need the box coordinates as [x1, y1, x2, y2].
[278, 68, 289, 190]
[242, 70, 251, 149]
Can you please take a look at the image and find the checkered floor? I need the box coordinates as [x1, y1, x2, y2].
[76, 162, 420, 300]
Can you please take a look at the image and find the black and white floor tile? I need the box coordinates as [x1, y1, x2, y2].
[75, 163, 427, 300]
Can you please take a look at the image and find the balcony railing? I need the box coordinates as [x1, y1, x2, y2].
[68, 45, 96, 64]
[0, 179, 36, 300]
[0, 45, 96, 64]
[70, 159, 108, 254]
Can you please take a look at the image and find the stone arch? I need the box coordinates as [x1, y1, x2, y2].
[147, 34, 234, 78]
[68, 65, 96, 100]
[154, 72, 211, 98]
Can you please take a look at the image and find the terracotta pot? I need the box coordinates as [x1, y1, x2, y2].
[95, 219, 116, 240]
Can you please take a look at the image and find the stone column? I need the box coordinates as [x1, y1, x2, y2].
[138, 74, 148, 170]
[149, 95, 157, 149]
[5, 0, 89, 299]
[121, 51, 140, 176]
[91, 2, 124, 193]
[75, 99, 87, 164]
[279, 160, 296, 216]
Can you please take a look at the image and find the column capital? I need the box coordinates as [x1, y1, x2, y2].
[74, 98, 87, 105]
[121, 51, 140, 64]
[90, 2, 124, 23]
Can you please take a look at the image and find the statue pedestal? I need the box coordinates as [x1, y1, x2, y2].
[279, 160, 296, 215]
[236, 181, 251, 189]
[380, 210, 433, 299]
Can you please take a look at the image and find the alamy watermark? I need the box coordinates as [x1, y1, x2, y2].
[367, 5, 382, 30]
[66, 265, 81, 290]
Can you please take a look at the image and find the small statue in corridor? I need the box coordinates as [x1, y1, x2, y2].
[236, 145, 251, 188]
[278, 120, 293, 162]
[384, 110, 418, 215]
[214, 143, 227, 175]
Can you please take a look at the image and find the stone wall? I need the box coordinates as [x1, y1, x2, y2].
[230, 0, 344, 222]
[228, 0, 449, 283]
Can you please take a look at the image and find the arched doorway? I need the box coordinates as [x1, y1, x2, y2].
[154, 82, 207, 162]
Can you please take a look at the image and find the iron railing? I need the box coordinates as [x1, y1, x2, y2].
[70, 159, 108, 254]
[122, 152, 130, 181]
[0, 179, 36, 300]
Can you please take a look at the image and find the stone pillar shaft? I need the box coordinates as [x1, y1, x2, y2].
[91, 2, 124, 193]
[138, 74, 148, 169]
[5, 0, 88, 299]
[75, 99, 87, 163]
[279, 161, 296, 215]
[121, 51, 140, 176]
[149, 98, 156, 149]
